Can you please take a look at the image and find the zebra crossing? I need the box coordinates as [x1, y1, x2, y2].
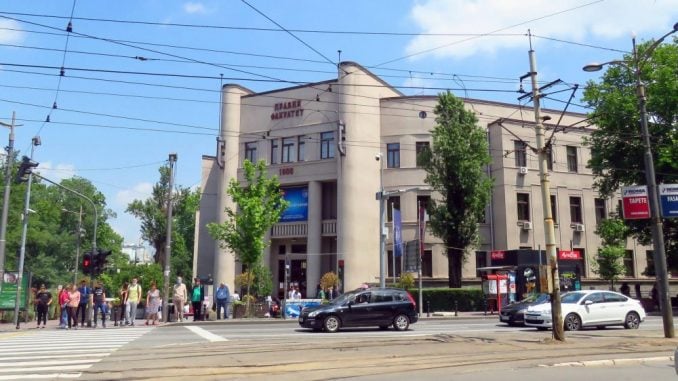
[0, 327, 153, 380]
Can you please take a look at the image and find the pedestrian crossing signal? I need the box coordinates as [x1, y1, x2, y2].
[82, 252, 93, 275]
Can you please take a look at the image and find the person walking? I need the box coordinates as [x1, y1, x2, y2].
[57, 284, 69, 329]
[145, 282, 160, 325]
[172, 277, 187, 322]
[35, 284, 52, 329]
[190, 278, 204, 321]
[67, 285, 81, 330]
[126, 278, 142, 326]
[119, 282, 129, 326]
[92, 282, 107, 328]
[76, 280, 90, 328]
[327, 286, 338, 300]
[215, 282, 230, 320]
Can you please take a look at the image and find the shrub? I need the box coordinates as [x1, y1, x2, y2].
[320, 272, 338, 290]
[410, 288, 485, 312]
[398, 273, 415, 290]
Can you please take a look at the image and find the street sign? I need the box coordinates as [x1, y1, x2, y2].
[659, 184, 678, 218]
[621, 185, 650, 220]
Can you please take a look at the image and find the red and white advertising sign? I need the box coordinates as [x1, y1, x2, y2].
[621, 185, 650, 220]
[558, 250, 581, 260]
[490, 250, 505, 260]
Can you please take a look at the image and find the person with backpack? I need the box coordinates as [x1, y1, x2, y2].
[92, 281, 107, 328]
[34, 284, 52, 329]
[76, 280, 91, 328]
[126, 278, 142, 326]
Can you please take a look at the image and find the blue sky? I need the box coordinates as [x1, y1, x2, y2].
[0, 0, 675, 247]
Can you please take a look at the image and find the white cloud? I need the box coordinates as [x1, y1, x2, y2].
[115, 182, 153, 207]
[0, 19, 24, 44]
[35, 162, 76, 183]
[405, 0, 678, 60]
[183, 2, 208, 14]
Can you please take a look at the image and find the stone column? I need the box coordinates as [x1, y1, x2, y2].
[306, 181, 322, 298]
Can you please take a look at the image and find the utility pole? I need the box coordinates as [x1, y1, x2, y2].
[72, 205, 83, 284]
[162, 153, 177, 323]
[526, 31, 564, 341]
[0, 112, 17, 291]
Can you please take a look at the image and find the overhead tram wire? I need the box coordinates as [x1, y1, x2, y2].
[372, 0, 605, 67]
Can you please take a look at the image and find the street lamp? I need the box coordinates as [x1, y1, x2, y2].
[582, 22, 677, 339]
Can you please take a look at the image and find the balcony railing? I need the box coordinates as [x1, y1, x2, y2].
[271, 222, 307, 238]
[322, 220, 337, 236]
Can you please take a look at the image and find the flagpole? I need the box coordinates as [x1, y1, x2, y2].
[391, 202, 396, 285]
[418, 201, 423, 317]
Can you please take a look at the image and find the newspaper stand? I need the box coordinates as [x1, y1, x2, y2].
[478, 267, 513, 315]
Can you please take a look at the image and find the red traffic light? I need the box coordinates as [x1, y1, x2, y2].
[82, 253, 93, 275]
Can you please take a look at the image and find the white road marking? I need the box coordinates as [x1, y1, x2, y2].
[185, 326, 228, 342]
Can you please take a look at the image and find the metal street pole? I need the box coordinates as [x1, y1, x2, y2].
[162, 153, 177, 323]
[72, 206, 83, 284]
[0, 112, 17, 291]
[526, 32, 565, 341]
[378, 153, 386, 288]
[14, 136, 39, 329]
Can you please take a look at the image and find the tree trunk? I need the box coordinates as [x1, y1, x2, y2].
[447, 246, 463, 288]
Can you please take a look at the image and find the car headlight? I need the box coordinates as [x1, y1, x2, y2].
[308, 310, 320, 318]
[517, 309, 526, 314]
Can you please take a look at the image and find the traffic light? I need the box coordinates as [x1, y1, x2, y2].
[15, 156, 39, 183]
[82, 252, 93, 275]
[95, 249, 111, 275]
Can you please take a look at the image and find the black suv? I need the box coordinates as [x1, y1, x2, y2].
[298, 287, 418, 332]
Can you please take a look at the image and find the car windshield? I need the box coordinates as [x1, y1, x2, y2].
[521, 293, 549, 304]
[561, 292, 585, 304]
[331, 291, 357, 305]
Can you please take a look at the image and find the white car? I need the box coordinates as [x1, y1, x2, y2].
[524, 290, 646, 331]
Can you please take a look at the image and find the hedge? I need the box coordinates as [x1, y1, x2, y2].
[410, 288, 485, 312]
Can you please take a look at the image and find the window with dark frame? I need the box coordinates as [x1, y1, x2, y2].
[594, 198, 607, 225]
[416, 141, 430, 167]
[387, 250, 402, 278]
[624, 250, 634, 277]
[387, 143, 400, 168]
[270, 139, 279, 164]
[281, 137, 295, 163]
[570, 196, 583, 223]
[422, 250, 432, 277]
[245, 142, 257, 163]
[514, 140, 527, 167]
[517, 193, 530, 221]
[320, 131, 335, 159]
[298, 135, 306, 161]
[475, 251, 487, 277]
[387, 196, 400, 222]
[550, 195, 558, 224]
[566, 146, 578, 172]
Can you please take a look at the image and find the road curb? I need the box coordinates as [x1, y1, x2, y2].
[542, 356, 673, 367]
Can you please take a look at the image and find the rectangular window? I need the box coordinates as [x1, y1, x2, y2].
[416, 141, 430, 167]
[387, 143, 400, 168]
[387, 250, 402, 278]
[595, 198, 607, 225]
[387, 196, 400, 222]
[645, 250, 655, 276]
[517, 193, 530, 221]
[298, 135, 306, 161]
[475, 251, 487, 277]
[282, 137, 295, 163]
[514, 140, 527, 167]
[320, 132, 335, 159]
[417, 195, 431, 212]
[270, 139, 279, 164]
[550, 195, 558, 224]
[244, 142, 257, 163]
[570, 196, 582, 223]
[567, 146, 578, 172]
[624, 250, 634, 277]
[546, 147, 553, 171]
[422, 250, 432, 277]
[321, 182, 337, 220]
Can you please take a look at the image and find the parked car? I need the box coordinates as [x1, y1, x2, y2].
[499, 293, 550, 326]
[524, 290, 645, 331]
[298, 287, 418, 332]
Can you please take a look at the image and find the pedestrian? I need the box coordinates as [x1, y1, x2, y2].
[34, 284, 52, 329]
[145, 281, 160, 325]
[67, 284, 81, 330]
[76, 280, 91, 328]
[327, 286, 338, 300]
[287, 285, 295, 299]
[317, 286, 326, 301]
[292, 287, 301, 300]
[172, 276, 187, 322]
[119, 282, 129, 325]
[126, 278, 142, 326]
[619, 282, 630, 297]
[58, 284, 69, 329]
[190, 278, 204, 321]
[214, 282, 230, 320]
[93, 281, 107, 328]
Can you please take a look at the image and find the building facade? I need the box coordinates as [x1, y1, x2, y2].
[194, 62, 653, 298]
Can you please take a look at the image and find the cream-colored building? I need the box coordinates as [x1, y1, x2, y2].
[194, 62, 654, 298]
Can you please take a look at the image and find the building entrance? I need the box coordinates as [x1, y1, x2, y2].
[278, 259, 307, 299]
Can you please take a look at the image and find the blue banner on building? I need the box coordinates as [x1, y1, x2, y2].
[660, 184, 678, 218]
[280, 187, 309, 222]
[393, 208, 403, 257]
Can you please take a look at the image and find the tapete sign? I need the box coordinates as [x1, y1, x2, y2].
[271, 100, 304, 120]
[621, 185, 650, 220]
[660, 184, 678, 218]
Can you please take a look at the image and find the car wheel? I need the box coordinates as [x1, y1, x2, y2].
[393, 314, 410, 331]
[323, 315, 341, 333]
[564, 313, 582, 331]
[624, 312, 641, 329]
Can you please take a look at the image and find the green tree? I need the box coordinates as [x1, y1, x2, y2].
[582, 39, 678, 270]
[207, 159, 288, 303]
[419, 91, 492, 288]
[126, 165, 198, 278]
[593, 218, 629, 289]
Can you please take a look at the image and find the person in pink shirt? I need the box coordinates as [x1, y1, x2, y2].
[58, 284, 70, 329]
[67, 284, 81, 329]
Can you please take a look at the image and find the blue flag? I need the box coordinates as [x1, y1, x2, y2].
[393, 208, 403, 257]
